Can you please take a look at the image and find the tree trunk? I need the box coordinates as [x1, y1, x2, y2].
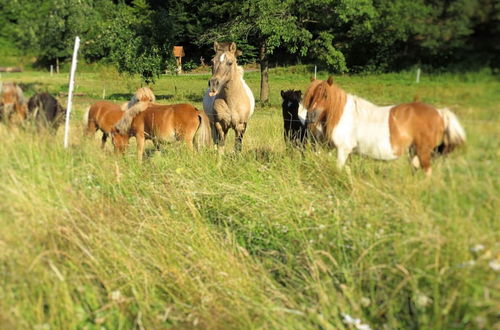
[259, 43, 269, 103]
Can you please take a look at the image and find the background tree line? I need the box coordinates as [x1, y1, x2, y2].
[1, 0, 498, 100]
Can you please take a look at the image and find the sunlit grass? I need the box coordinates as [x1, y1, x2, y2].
[0, 68, 498, 329]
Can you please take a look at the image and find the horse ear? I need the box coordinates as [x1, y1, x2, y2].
[327, 76, 334, 85]
[280, 90, 285, 98]
[229, 42, 237, 53]
[310, 77, 316, 82]
[213, 41, 219, 52]
[298, 90, 302, 98]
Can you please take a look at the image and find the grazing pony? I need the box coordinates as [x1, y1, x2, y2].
[0, 82, 27, 124]
[27, 92, 65, 132]
[303, 77, 466, 175]
[111, 103, 211, 161]
[83, 87, 155, 148]
[280, 89, 307, 146]
[203, 42, 254, 151]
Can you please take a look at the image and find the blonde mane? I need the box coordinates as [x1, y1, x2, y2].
[303, 77, 346, 140]
[114, 87, 156, 132]
[122, 87, 156, 110]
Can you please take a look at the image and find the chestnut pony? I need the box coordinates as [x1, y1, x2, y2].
[0, 82, 27, 124]
[83, 87, 155, 148]
[203, 42, 254, 151]
[111, 103, 211, 161]
[303, 77, 466, 175]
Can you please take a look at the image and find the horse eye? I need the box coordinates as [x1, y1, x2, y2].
[227, 61, 233, 66]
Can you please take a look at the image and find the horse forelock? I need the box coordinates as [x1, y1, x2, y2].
[134, 87, 156, 103]
[303, 79, 346, 139]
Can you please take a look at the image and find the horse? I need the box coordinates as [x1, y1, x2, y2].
[0, 82, 27, 124]
[280, 89, 307, 146]
[303, 77, 466, 175]
[27, 92, 65, 132]
[203, 42, 255, 151]
[111, 103, 211, 161]
[83, 87, 155, 148]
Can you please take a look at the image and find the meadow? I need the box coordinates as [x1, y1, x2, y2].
[0, 65, 499, 329]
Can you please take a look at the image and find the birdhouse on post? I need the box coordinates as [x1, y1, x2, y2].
[173, 46, 185, 74]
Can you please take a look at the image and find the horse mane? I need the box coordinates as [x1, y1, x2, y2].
[124, 87, 156, 110]
[303, 77, 346, 139]
[114, 101, 150, 134]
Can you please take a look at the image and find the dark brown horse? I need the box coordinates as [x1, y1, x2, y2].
[27, 92, 65, 132]
[280, 89, 307, 146]
[111, 103, 211, 161]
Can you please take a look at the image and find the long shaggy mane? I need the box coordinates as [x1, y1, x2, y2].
[303, 77, 346, 140]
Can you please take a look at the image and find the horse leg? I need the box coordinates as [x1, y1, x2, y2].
[415, 144, 432, 176]
[214, 121, 228, 149]
[101, 133, 108, 149]
[136, 134, 145, 162]
[234, 122, 247, 152]
[336, 147, 352, 169]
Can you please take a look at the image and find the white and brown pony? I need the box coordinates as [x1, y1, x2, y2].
[83, 87, 155, 148]
[203, 42, 255, 151]
[0, 82, 27, 124]
[303, 77, 466, 175]
[111, 103, 211, 161]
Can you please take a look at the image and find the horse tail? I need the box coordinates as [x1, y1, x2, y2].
[114, 101, 149, 134]
[438, 107, 466, 154]
[195, 109, 212, 149]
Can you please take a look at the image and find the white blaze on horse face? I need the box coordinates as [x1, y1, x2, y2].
[220, 53, 226, 62]
[298, 103, 307, 126]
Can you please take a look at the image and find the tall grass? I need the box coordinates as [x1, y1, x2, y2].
[0, 69, 498, 329]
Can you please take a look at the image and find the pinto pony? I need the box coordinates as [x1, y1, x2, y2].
[27, 92, 65, 132]
[0, 82, 27, 124]
[280, 89, 307, 146]
[203, 42, 255, 151]
[83, 87, 155, 148]
[303, 77, 466, 175]
[111, 103, 211, 161]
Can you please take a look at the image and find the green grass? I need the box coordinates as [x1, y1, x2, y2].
[0, 67, 499, 329]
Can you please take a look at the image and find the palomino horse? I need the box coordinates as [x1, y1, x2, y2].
[280, 89, 307, 146]
[203, 42, 254, 151]
[303, 77, 466, 175]
[0, 82, 27, 124]
[27, 92, 65, 132]
[111, 103, 211, 161]
[83, 87, 155, 148]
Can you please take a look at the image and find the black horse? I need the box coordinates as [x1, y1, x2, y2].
[27, 93, 65, 132]
[280, 89, 307, 146]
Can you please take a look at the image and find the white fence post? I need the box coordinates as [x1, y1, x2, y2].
[314, 65, 317, 79]
[63, 36, 81, 149]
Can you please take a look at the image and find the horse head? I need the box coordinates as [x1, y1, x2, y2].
[280, 90, 302, 122]
[208, 42, 239, 97]
[110, 127, 130, 153]
[303, 76, 346, 141]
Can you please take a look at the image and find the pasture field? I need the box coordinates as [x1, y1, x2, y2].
[0, 67, 499, 329]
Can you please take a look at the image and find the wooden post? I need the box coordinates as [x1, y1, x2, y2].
[50, 65, 53, 76]
[173, 46, 185, 74]
[416, 68, 421, 83]
[56, 58, 60, 74]
[63, 37, 80, 149]
[314, 65, 317, 79]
